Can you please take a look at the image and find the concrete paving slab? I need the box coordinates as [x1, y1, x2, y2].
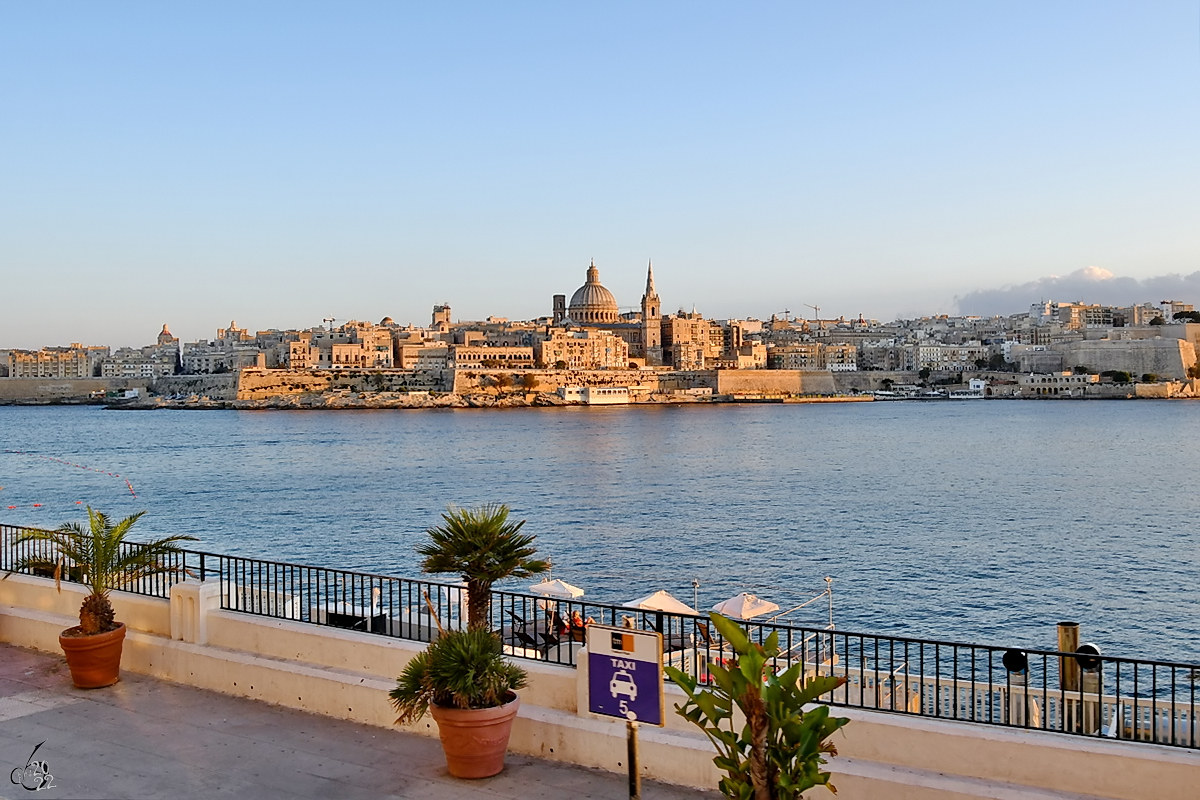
[0, 644, 713, 799]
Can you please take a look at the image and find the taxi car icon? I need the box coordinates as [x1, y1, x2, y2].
[609, 669, 638, 701]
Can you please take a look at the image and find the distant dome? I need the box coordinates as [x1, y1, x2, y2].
[380, 316, 394, 325]
[568, 260, 619, 324]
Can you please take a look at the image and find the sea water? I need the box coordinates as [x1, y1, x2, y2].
[1, 401, 1196, 660]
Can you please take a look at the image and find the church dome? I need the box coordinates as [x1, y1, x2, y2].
[568, 260, 619, 324]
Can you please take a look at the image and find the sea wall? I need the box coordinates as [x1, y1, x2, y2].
[708, 369, 838, 395]
[831, 371, 921, 393]
[0, 377, 149, 403]
[450, 368, 659, 395]
[235, 368, 452, 399]
[153, 374, 239, 400]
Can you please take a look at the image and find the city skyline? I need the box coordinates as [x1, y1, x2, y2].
[2, 3, 1198, 349]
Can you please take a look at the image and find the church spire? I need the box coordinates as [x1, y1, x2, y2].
[644, 259, 658, 298]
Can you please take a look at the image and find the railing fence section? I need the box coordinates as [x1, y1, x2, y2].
[3, 523, 1197, 749]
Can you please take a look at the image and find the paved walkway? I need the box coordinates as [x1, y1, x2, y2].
[0, 644, 711, 799]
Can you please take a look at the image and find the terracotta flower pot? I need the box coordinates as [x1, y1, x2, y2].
[429, 693, 520, 778]
[59, 623, 126, 688]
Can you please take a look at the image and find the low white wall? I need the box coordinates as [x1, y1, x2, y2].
[2, 573, 1198, 799]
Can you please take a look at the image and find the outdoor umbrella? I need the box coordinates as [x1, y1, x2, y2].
[623, 590, 699, 616]
[527, 578, 585, 599]
[711, 592, 780, 620]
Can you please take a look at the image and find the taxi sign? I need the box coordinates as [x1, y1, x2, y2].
[586, 624, 664, 726]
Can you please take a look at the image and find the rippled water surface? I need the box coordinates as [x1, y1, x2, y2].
[2, 402, 1197, 660]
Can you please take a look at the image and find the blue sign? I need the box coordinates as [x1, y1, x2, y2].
[586, 625, 664, 726]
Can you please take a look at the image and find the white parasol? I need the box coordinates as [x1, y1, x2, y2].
[623, 589, 699, 616]
[711, 592, 780, 620]
[528, 578, 585, 600]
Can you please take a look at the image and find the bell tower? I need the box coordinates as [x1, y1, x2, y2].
[641, 260, 662, 366]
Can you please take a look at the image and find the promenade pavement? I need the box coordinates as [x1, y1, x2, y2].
[0, 644, 712, 799]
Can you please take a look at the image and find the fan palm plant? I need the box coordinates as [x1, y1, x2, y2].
[417, 503, 548, 630]
[10, 508, 197, 635]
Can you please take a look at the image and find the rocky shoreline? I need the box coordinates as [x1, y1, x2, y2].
[110, 390, 707, 411]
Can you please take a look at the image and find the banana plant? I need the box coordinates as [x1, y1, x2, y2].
[665, 613, 849, 800]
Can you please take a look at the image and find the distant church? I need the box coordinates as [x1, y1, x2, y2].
[553, 260, 662, 366]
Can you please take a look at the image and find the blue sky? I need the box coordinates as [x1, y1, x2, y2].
[2, 2, 1198, 348]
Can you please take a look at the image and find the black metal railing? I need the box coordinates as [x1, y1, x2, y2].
[3, 522, 1197, 748]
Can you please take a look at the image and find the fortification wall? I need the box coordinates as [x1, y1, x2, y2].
[714, 369, 845, 395]
[451, 369, 659, 394]
[1058, 339, 1196, 380]
[831, 371, 921, 393]
[154, 374, 239, 400]
[236, 369, 452, 400]
[0, 377, 148, 402]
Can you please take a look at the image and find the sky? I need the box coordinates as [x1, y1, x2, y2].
[1, 2, 1198, 349]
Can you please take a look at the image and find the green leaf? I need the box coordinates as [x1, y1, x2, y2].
[709, 612, 751, 653]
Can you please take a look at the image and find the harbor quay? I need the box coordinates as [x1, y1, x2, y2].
[2, 533, 1199, 799]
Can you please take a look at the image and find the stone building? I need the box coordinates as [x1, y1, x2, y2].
[101, 325, 179, 378]
[449, 345, 535, 369]
[7, 344, 109, 379]
[280, 321, 394, 370]
[661, 311, 722, 369]
[767, 342, 857, 371]
[552, 260, 663, 366]
[534, 328, 629, 370]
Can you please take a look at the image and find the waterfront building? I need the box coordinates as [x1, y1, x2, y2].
[1017, 372, 1099, 397]
[100, 325, 179, 378]
[911, 342, 990, 372]
[767, 342, 857, 371]
[276, 321, 395, 370]
[183, 321, 270, 374]
[7, 344, 109, 379]
[534, 328, 629, 370]
[550, 260, 664, 366]
[661, 311, 723, 369]
[448, 345, 535, 369]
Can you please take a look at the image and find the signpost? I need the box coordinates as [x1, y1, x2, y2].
[586, 624, 664, 800]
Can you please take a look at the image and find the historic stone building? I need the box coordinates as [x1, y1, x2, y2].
[552, 260, 663, 366]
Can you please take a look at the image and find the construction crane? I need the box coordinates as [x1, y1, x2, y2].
[803, 304, 821, 321]
[322, 317, 337, 331]
[776, 308, 792, 322]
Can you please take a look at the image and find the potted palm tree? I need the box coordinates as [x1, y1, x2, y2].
[9, 508, 196, 688]
[417, 503, 548, 630]
[397, 503, 548, 777]
[390, 628, 526, 778]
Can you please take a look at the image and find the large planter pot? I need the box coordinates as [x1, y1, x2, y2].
[429, 694, 520, 778]
[59, 623, 126, 689]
